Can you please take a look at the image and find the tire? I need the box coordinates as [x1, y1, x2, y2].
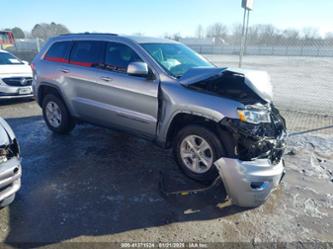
[42, 94, 75, 134]
[0, 194, 15, 208]
[174, 125, 224, 182]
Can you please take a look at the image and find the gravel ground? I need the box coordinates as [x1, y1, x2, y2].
[205, 55, 333, 115]
[0, 100, 332, 248]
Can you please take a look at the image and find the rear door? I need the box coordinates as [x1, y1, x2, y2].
[63, 40, 107, 120]
[38, 40, 73, 98]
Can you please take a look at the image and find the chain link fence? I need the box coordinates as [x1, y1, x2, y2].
[186, 37, 333, 57]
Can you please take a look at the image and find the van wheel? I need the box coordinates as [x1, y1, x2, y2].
[174, 125, 224, 182]
[42, 94, 75, 134]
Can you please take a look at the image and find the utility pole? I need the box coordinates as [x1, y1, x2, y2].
[239, 0, 254, 68]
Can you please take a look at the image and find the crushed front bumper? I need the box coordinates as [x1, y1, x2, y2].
[0, 157, 21, 206]
[215, 157, 285, 207]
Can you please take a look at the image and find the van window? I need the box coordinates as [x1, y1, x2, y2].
[45, 41, 72, 63]
[69, 41, 105, 67]
[105, 42, 142, 72]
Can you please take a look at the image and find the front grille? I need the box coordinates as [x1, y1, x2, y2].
[2, 77, 32, 87]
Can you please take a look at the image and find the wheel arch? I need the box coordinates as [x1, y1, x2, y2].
[164, 112, 236, 157]
[37, 83, 68, 108]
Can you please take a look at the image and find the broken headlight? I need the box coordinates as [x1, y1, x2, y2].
[0, 147, 8, 163]
[0, 140, 19, 164]
[237, 104, 271, 125]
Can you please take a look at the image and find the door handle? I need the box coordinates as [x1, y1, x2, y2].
[100, 76, 113, 82]
[61, 69, 70, 73]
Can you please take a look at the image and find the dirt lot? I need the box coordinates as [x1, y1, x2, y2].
[0, 99, 332, 248]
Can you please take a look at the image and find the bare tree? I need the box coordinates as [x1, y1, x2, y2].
[195, 25, 205, 39]
[229, 24, 243, 44]
[256, 24, 278, 45]
[325, 32, 333, 40]
[282, 29, 299, 40]
[302, 27, 319, 40]
[206, 23, 228, 44]
[164, 32, 182, 41]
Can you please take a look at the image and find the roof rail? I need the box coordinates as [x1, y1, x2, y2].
[60, 32, 118, 36]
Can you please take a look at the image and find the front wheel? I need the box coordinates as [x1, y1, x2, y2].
[42, 94, 75, 134]
[174, 125, 224, 182]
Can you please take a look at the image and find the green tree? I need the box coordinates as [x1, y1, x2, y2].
[31, 22, 70, 40]
[11, 27, 25, 39]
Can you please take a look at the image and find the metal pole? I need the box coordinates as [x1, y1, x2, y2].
[239, 8, 247, 68]
[243, 9, 250, 56]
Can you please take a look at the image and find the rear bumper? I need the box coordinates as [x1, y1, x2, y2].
[215, 157, 285, 207]
[0, 157, 21, 205]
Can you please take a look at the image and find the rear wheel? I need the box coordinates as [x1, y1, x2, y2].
[42, 94, 75, 134]
[174, 125, 224, 182]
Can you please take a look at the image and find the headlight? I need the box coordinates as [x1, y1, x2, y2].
[237, 105, 271, 124]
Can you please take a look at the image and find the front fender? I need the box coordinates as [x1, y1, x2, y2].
[156, 82, 243, 145]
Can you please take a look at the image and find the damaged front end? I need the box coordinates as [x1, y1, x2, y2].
[180, 67, 287, 207]
[216, 104, 287, 207]
[0, 117, 21, 208]
[222, 104, 287, 163]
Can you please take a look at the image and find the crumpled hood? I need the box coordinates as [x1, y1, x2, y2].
[179, 67, 273, 103]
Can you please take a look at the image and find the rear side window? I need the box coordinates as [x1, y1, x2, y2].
[45, 41, 72, 63]
[69, 41, 105, 67]
[105, 42, 142, 72]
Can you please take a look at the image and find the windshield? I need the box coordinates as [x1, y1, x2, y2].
[0, 52, 23, 65]
[142, 43, 214, 77]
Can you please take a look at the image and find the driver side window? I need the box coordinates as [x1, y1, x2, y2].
[105, 42, 142, 73]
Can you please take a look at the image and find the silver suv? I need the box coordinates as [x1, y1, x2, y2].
[32, 33, 286, 207]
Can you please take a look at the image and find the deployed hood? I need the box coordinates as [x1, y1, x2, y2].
[0, 64, 32, 75]
[179, 67, 273, 104]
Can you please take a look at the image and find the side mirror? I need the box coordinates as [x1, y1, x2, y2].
[22, 60, 29, 65]
[127, 62, 148, 77]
